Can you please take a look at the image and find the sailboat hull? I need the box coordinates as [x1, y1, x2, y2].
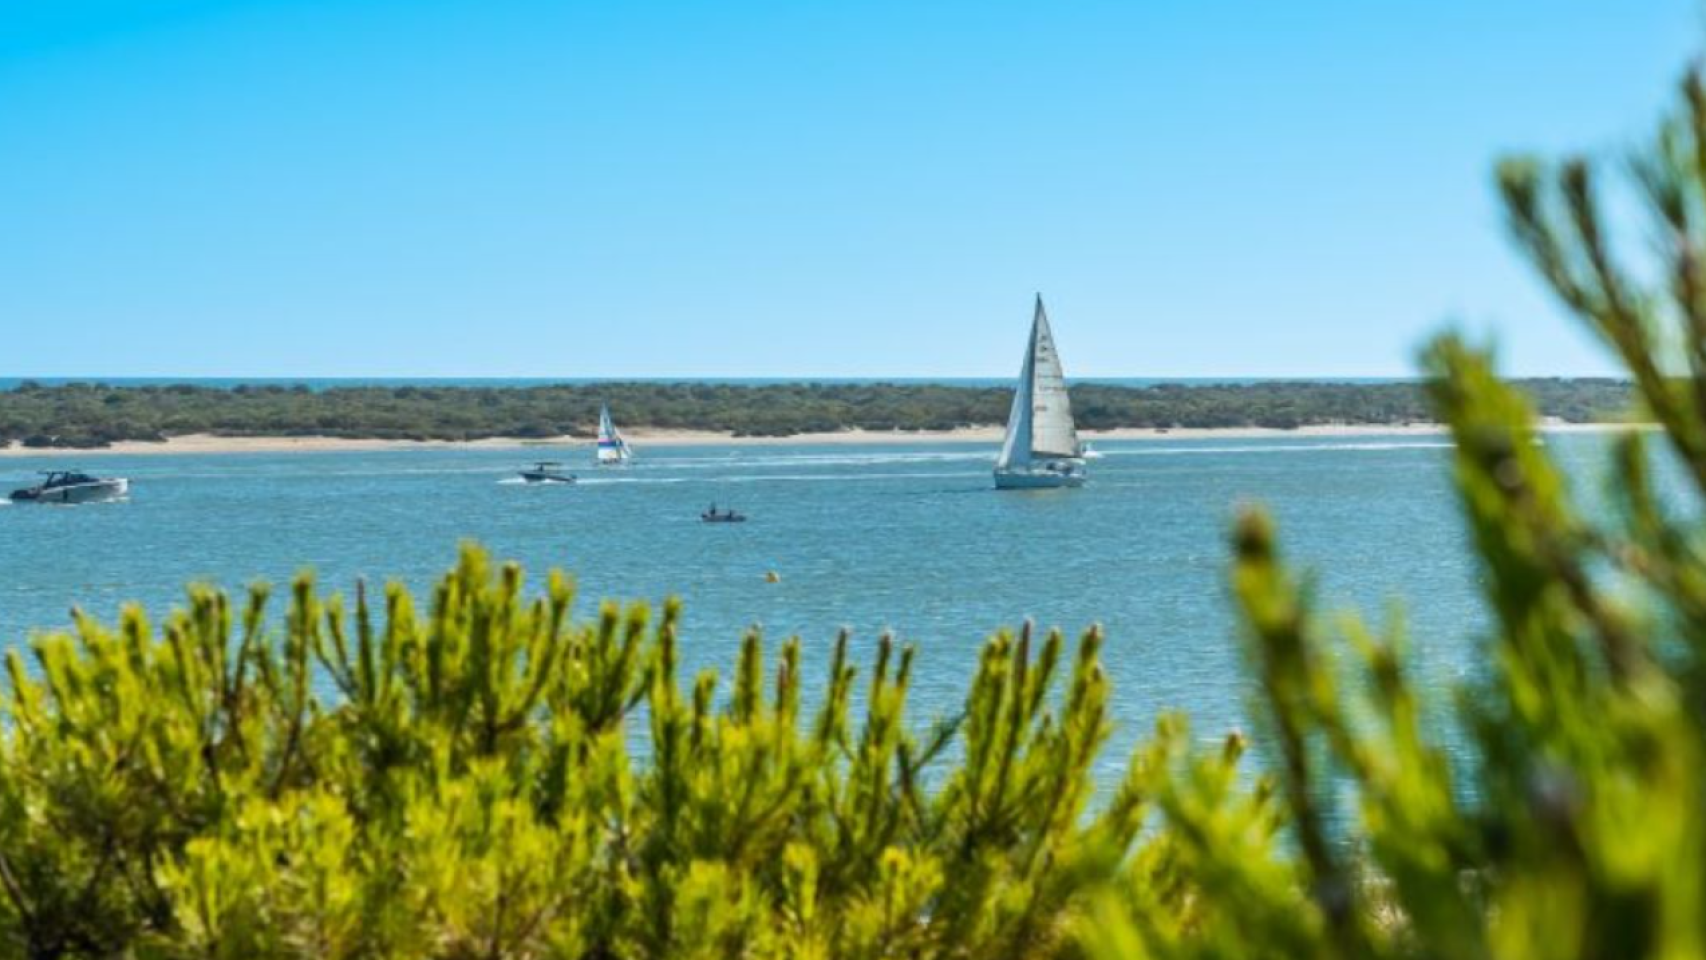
[993, 464, 1086, 490]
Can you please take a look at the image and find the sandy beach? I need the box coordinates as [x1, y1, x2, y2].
[0, 421, 1647, 457]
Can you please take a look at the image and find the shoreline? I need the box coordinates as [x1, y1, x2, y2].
[0, 421, 1648, 457]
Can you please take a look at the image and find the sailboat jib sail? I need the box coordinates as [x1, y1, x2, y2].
[994, 296, 1086, 489]
[595, 404, 633, 465]
[995, 320, 1038, 471]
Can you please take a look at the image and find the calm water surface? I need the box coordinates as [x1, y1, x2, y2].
[0, 434, 1615, 781]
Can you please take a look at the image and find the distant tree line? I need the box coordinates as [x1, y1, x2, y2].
[0, 378, 1635, 448]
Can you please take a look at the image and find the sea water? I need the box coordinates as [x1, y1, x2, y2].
[0, 434, 1618, 782]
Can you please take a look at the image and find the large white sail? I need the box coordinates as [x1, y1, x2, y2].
[997, 296, 1080, 471]
[1027, 299, 1081, 459]
[596, 404, 632, 465]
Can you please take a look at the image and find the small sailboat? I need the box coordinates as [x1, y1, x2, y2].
[994, 296, 1087, 490]
[595, 404, 633, 466]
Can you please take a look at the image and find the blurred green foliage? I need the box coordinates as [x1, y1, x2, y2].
[0, 378, 1632, 448]
[1082, 61, 1706, 960]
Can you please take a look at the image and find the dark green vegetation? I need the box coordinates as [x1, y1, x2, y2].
[9, 40, 1706, 960]
[0, 377, 1634, 447]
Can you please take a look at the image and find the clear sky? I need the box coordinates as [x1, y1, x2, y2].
[1, 1, 1698, 378]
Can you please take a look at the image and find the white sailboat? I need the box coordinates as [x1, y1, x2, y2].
[595, 403, 633, 466]
[994, 296, 1086, 490]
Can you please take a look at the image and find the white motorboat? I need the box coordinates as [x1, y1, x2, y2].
[9, 470, 130, 504]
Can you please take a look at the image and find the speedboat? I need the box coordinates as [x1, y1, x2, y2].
[519, 461, 575, 484]
[9, 470, 130, 504]
[701, 504, 747, 523]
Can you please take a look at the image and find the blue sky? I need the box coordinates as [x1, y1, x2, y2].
[0, 1, 1697, 378]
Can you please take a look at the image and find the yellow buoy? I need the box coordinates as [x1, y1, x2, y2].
[764, 570, 781, 583]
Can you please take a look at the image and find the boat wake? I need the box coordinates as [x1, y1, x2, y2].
[639, 450, 989, 470]
[159, 465, 526, 481]
[1103, 441, 1452, 457]
[496, 476, 581, 486]
[573, 476, 691, 486]
[581, 470, 977, 486]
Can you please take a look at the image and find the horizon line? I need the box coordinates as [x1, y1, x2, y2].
[0, 373, 1632, 384]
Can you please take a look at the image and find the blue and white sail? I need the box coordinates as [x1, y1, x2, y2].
[595, 404, 633, 466]
[995, 296, 1085, 489]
